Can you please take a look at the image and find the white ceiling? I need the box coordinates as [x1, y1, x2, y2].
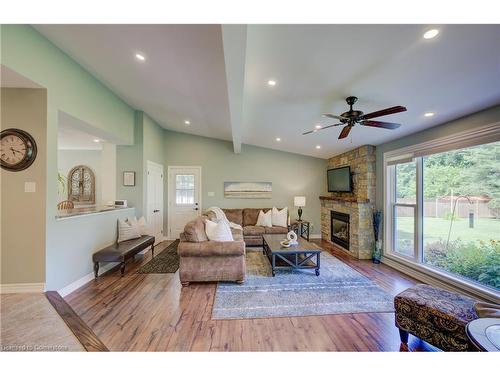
[34, 24, 500, 158]
[58, 120, 103, 150]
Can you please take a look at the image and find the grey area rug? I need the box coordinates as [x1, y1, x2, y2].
[137, 240, 180, 274]
[212, 247, 395, 320]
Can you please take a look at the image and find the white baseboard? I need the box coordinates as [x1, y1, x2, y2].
[58, 263, 116, 297]
[0, 283, 46, 294]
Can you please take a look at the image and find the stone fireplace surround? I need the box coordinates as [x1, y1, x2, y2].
[320, 145, 376, 259]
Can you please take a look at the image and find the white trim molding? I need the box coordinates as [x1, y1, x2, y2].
[57, 263, 116, 297]
[0, 283, 46, 294]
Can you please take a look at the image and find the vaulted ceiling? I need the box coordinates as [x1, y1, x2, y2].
[34, 24, 500, 158]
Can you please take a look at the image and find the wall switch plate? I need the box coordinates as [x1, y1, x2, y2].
[207, 191, 215, 197]
[24, 181, 36, 193]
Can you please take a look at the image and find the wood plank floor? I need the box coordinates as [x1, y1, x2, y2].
[65, 240, 437, 351]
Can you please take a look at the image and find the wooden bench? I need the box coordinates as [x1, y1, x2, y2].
[92, 235, 155, 278]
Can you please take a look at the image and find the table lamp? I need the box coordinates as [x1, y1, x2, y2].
[294, 196, 306, 221]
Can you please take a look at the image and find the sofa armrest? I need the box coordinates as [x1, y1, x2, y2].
[178, 240, 245, 257]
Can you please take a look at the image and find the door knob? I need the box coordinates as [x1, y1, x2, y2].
[194, 207, 199, 211]
[153, 209, 160, 213]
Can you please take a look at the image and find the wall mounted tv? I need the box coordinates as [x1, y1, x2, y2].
[327, 166, 352, 192]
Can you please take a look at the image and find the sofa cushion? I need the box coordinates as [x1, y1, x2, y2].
[183, 216, 209, 242]
[223, 209, 243, 226]
[243, 208, 269, 227]
[243, 225, 266, 236]
[265, 226, 288, 234]
[205, 219, 233, 242]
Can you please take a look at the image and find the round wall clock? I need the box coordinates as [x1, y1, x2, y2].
[1, 128, 38, 171]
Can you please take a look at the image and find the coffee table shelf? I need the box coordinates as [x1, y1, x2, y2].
[262, 234, 321, 277]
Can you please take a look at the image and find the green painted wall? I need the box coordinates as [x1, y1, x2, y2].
[1, 25, 136, 290]
[163, 130, 328, 235]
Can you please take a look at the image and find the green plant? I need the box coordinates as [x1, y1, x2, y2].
[424, 239, 500, 290]
[58, 172, 67, 195]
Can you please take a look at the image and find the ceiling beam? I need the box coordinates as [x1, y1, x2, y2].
[221, 25, 247, 154]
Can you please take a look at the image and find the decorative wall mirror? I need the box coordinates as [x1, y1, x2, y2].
[68, 165, 95, 205]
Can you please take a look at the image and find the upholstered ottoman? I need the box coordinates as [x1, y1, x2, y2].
[394, 284, 478, 351]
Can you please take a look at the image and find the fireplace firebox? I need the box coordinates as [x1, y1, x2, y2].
[331, 211, 350, 250]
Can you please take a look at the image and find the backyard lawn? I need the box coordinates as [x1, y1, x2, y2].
[396, 217, 500, 244]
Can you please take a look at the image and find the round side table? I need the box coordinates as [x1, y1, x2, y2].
[466, 318, 500, 352]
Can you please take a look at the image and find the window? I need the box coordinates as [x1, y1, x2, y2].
[175, 174, 195, 204]
[68, 165, 95, 205]
[385, 129, 500, 294]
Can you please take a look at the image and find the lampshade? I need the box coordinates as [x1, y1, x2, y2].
[294, 196, 306, 207]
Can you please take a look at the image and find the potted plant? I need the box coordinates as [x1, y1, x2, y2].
[372, 210, 382, 264]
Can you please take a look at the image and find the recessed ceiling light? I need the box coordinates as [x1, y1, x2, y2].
[275, 137, 281, 142]
[184, 120, 191, 125]
[315, 124, 322, 129]
[316, 145, 321, 149]
[135, 53, 146, 61]
[267, 80, 277, 86]
[424, 112, 435, 117]
[93, 139, 101, 143]
[423, 29, 439, 39]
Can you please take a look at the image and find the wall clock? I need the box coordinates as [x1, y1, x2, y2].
[1, 128, 38, 171]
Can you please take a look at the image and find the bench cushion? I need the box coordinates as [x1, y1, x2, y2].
[394, 284, 478, 351]
[93, 235, 154, 262]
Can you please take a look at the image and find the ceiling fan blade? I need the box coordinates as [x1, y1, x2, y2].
[361, 106, 407, 120]
[322, 114, 345, 120]
[302, 123, 342, 135]
[338, 125, 352, 139]
[361, 120, 401, 129]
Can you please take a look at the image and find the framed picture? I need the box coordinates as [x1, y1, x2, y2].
[123, 171, 135, 186]
[224, 181, 272, 199]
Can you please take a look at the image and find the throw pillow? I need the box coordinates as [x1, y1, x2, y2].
[127, 216, 150, 235]
[205, 219, 234, 242]
[256, 209, 272, 227]
[118, 219, 141, 243]
[272, 206, 288, 227]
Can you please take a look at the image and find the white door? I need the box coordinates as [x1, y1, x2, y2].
[168, 166, 201, 239]
[146, 161, 164, 245]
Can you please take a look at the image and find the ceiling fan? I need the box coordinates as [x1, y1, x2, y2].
[303, 96, 407, 139]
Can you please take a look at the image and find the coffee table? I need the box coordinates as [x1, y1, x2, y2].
[262, 234, 321, 277]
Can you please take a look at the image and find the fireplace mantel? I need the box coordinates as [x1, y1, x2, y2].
[319, 196, 370, 204]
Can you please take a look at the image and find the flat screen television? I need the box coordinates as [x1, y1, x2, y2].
[327, 166, 352, 192]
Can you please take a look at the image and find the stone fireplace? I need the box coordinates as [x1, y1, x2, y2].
[331, 211, 350, 250]
[320, 145, 376, 259]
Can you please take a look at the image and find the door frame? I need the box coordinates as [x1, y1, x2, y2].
[167, 165, 202, 240]
[146, 160, 164, 243]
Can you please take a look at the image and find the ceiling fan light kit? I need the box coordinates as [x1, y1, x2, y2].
[304, 96, 407, 139]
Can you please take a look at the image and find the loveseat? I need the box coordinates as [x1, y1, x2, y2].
[205, 208, 290, 246]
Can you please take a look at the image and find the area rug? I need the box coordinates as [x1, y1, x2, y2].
[212, 247, 394, 320]
[137, 240, 180, 274]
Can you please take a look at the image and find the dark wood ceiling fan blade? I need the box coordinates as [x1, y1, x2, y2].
[322, 114, 345, 120]
[302, 123, 342, 135]
[338, 125, 352, 139]
[361, 106, 407, 120]
[361, 120, 401, 129]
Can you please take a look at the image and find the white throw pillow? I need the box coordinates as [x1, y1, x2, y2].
[205, 219, 234, 242]
[272, 206, 288, 227]
[118, 219, 141, 243]
[256, 209, 272, 227]
[127, 216, 150, 236]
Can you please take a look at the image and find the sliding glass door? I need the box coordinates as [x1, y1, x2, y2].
[386, 140, 500, 293]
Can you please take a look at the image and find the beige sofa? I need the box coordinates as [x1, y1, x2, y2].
[205, 208, 290, 246]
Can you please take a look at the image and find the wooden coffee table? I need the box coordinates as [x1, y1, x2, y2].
[262, 234, 321, 277]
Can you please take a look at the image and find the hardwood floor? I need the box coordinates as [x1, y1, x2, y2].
[64, 240, 437, 351]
